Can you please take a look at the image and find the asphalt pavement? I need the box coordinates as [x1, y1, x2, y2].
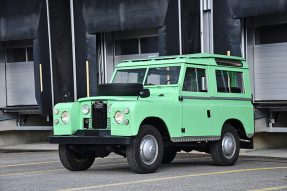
[1, 142, 287, 159]
[1, 151, 287, 191]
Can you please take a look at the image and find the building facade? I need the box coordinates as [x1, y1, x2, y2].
[0, 0, 287, 147]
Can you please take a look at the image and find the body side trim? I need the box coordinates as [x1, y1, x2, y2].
[181, 96, 252, 101]
[171, 136, 221, 142]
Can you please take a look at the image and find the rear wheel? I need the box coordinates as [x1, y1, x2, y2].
[126, 125, 163, 173]
[210, 124, 239, 166]
[59, 144, 95, 171]
[161, 149, 177, 164]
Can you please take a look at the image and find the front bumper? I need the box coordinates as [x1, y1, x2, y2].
[49, 136, 132, 145]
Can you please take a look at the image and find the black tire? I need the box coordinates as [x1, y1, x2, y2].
[126, 125, 163, 174]
[98, 83, 143, 96]
[59, 144, 95, 171]
[210, 124, 239, 166]
[161, 149, 177, 164]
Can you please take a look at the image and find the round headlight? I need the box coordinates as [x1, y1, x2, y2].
[54, 109, 59, 115]
[61, 111, 70, 124]
[114, 111, 124, 124]
[108, 104, 112, 113]
[82, 104, 90, 115]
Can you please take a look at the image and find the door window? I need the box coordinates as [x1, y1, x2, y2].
[216, 70, 244, 93]
[6, 47, 33, 63]
[115, 36, 158, 56]
[182, 67, 208, 92]
[255, 23, 287, 45]
[115, 38, 139, 55]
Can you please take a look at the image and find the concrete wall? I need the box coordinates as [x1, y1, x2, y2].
[254, 113, 287, 149]
[0, 115, 52, 147]
[255, 117, 267, 132]
[0, 130, 53, 147]
[253, 132, 287, 150]
[0, 119, 17, 131]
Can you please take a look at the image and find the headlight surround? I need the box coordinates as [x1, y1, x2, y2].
[81, 104, 90, 115]
[108, 104, 112, 113]
[114, 111, 124, 124]
[61, 111, 70, 124]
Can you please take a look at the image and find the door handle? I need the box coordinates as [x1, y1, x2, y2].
[207, 110, 211, 118]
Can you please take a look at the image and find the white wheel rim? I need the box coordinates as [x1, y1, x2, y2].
[222, 133, 236, 159]
[140, 135, 158, 165]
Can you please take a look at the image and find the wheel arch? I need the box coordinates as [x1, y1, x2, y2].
[223, 118, 248, 139]
[140, 117, 170, 139]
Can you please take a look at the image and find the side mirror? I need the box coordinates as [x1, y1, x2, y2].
[139, 89, 150, 98]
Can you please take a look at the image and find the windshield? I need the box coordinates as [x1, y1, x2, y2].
[145, 66, 181, 85]
[113, 68, 147, 83]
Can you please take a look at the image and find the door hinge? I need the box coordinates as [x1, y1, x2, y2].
[181, 128, 185, 133]
[179, 96, 183, 101]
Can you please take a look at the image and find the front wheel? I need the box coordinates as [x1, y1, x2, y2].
[59, 144, 95, 171]
[210, 124, 239, 166]
[126, 125, 163, 173]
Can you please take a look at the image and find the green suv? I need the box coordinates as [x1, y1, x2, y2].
[49, 53, 254, 174]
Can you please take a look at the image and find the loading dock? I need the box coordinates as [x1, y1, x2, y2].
[0, 0, 287, 148]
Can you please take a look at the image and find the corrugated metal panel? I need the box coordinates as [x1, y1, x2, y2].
[6, 62, 37, 105]
[254, 42, 287, 101]
[0, 42, 6, 108]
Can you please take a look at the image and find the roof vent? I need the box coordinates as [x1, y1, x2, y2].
[215, 58, 243, 67]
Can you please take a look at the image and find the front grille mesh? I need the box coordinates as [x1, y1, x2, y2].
[92, 101, 107, 129]
[107, 117, 111, 129]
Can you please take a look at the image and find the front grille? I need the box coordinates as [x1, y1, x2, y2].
[107, 117, 111, 129]
[92, 101, 107, 129]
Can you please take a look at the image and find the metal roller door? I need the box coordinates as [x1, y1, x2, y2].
[104, 29, 159, 82]
[5, 40, 37, 106]
[253, 14, 287, 101]
[254, 43, 287, 101]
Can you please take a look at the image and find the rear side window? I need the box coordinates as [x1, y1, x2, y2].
[182, 67, 208, 92]
[216, 70, 244, 93]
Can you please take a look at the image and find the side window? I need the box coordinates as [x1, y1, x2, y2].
[216, 70, 245, 93]
[182, 67, 208, 92]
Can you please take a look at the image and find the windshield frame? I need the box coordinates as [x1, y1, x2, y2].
[111, 67, 147, 84]
[144, 66, 182, 86]
[112, 64, 183, 87]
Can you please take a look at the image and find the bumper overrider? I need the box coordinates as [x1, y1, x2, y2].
[49, 130, 132, 145]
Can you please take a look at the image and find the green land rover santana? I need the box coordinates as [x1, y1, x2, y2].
[49, 53, 254, 174]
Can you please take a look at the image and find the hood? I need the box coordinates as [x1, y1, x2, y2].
[78, 96, 138, 102]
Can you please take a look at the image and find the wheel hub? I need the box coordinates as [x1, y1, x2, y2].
[222, 133, 236, 159]
[140, 135, 158, 165]
[72, 151, 89, 163]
